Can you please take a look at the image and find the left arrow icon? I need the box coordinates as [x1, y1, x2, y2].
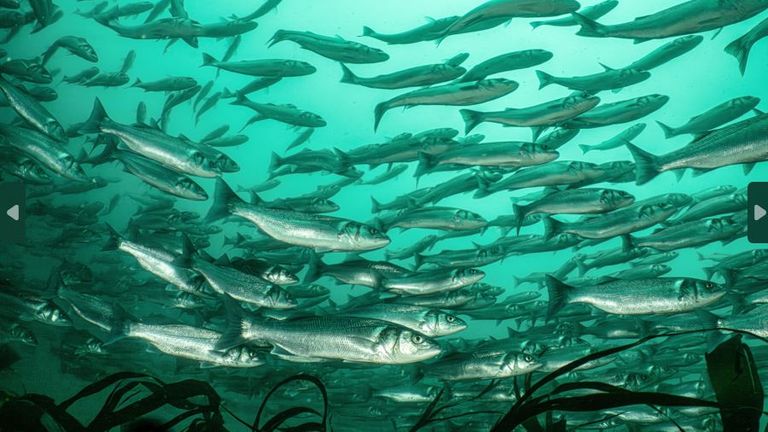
[6, 205, 19, 221]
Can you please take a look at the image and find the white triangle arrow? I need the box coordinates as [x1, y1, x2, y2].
[6, 205, 18, 221]
[755, 204, 766, 221]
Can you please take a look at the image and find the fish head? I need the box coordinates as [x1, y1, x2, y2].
[266, 285, 297, 309]
[674, 34, 704, 48]
[61, 155, 89, 182]
[478, 78, 519, 93]
[385, 328, 440, 362]
[340, 222, 390, 249]
[362, 45, 389, 62]
[427, 309, 467, 336]
[527, 49, 553, 62]
[264, 265, 299, 285]
[223, 345, 265, 367]
[453, 209, 484, 225]
[507, 352, 542, 375]
[732, 96, 761, 109]
[9, 324, 37, 346]
[176, 177, 208, 200]
[76, 40, 99, 62]
[27, 61, 52, 84]
[453, 268, 485, 285]
[677, 278, 725, 304]
[36, 302, 71, 326]
[285, 60, 316, 75]
[663, 193, 692, 208]
[652, 264, 670, 274]
[213, 153, 239, 173]
[638, 94, 670, 109]
[600, 189, 635, 207]
[620, 68, 651, 82]
[20, 158, 51, 183]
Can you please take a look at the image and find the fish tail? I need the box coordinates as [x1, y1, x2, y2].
[415, 152, 436, 178]
[361, 26, 375, 37]
[575, 256, 588, 277]
[216, 296, 249, 350]
[413, 253, 424, 270]
[578, 144, 591, 154]
[201, 52, 218, 67]
[130, 77, 142, 88]
[304, 251, 325, 283]
[620, 234, 634, 252]
[702, 266, 716, 281]
[511, 203, 526, 235]
[205, 178, 241, 223]
[571, 12, 606, 37]
[105, 304, 131, 345]
[84, 135, 118, 166]
[268, 30, 288, 47]
[79, 97, 108, 134]
[40, 45, 57, 66]
[269, 151, 283, 171]
[541, 215, 562, 240]
[655, 121, 677, 139]
[102, 223, 122, 252]
[545, 275, 573, 321]
[373, 102, 388, 132]
[459, 109, 483, 134]
[724, 35, 751, 76]
[339, 63, 358, 84]
[529, 21, 544, 30]
[511, 275, 520, 288]
[694, 310, 720, 330]
[370, 196, 382, 214]
[535, 70, 555, 89]
[625, 143, 661, 185]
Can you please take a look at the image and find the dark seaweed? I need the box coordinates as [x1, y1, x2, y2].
[0, 372, 328, 432]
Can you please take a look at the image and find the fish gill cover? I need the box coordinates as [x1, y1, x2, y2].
[0, 0, 767, 430]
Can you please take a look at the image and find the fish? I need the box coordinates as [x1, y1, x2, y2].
[0, 151, 51, 184]
[670, 191, 746, 224]
[530, 0, 617, 29]
[338, 303, 467, 337]
[374, 78, 519, 131]
[221, 77, 282, 99]
[0, 125, 88, 182]
[573, 0, 768, 42]
[542, 201, 678, 240]
[579, 123, 647, 154]
[201, 53, 316, 77]
[199, 19, 259, 38]
[218, 300, 441, 364]
[239, 0, 282, 20]
[423, 350, 541, 381]
[628, 215, 743, 251]
[190, 259, 296, 309]
[475, 161, 606, 198]
[460, 91, 600, 135]
[726, 16, 768, 75]
[233, 95, 326, 128]
[63, 66, 100, 84]
[0, 75, 66, 142]
[79, 98, 225, 178]
[562, 94, 669, 129]
[459, 49, 553, 82]
[536, 67, 650, 93]
[382, 268, 485, 295]
[340, 61, 466, 90]
[287, 128, 314, 150]
[512, 188, 635, 234]
[440, 0, 581, 39]
[656, 96, 760, 138]
[375, 206, 487, 232]
[622, 35, 704, 71]
[131, 76, 197, 92]
[0, 57, 52, 83]
[546, 275, 726, 318]
[360, 164, 408, 185]
[416, 142, 558, 177]
[206, 178, 390, 252]
[361, 16, 458, 44]
[269, 30, 390, 64]
[41, 36, 98, 65]
[628, 112, 768, 185]
[103, 17, 203, 47]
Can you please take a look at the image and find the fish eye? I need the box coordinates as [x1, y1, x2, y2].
[523, 354, 534, 362]
[705, 282, 714, 289]
[446, 315, 455, 323]
[411, 334, 424, 344]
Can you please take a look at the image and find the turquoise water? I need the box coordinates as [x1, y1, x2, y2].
[1, 0, 768, 431]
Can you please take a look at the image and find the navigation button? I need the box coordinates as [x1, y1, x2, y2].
[749, 182, 768, 243]
[0, 182, 24, 243]
[6, 205, 18, 221]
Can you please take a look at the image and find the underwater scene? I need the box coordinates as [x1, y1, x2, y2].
[2, 0, 768, 430]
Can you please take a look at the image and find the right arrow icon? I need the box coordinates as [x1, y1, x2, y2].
[755, 204, 766, 221]
[6, 205, 18, 222]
